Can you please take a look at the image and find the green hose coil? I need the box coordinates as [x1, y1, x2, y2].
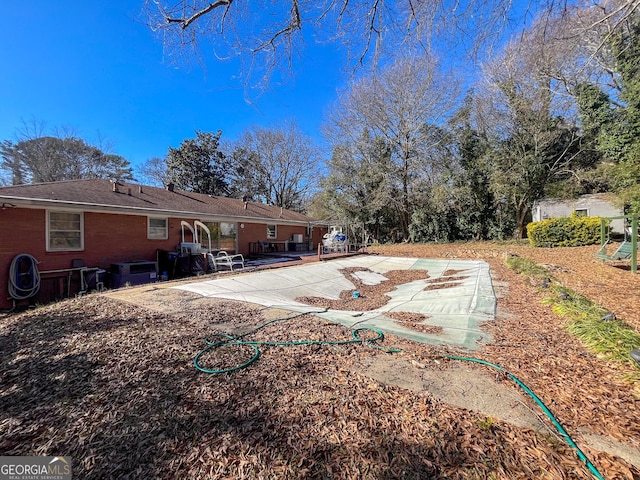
[194, 311, 400, 374]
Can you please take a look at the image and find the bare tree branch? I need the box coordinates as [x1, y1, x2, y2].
[252, 1, 302, 53]
[156, 0, 234, 30]
[144, 0, 640, 97]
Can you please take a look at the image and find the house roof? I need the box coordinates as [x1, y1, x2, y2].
[533, 193, 620, 208]
[0, 179, 316, 225]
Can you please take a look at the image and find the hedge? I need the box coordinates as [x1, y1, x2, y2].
[526, 214, 604, 247]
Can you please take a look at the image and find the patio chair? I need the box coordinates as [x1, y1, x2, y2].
[211, 251, 245, 271]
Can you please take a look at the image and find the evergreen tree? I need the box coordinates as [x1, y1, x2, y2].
[448, 95, 501, 240]
[581, 16, 640, 212]
[165, 131, 229, 195]
[575, 83, 613, 163]
[610, 18, 640, 211]
[0, 136, 133, 184]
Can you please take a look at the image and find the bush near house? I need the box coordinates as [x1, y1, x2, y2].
[527, 213, 604, 247]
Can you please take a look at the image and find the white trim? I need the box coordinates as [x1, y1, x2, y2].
[267, 224, 277, 239]
[194, 220, 212, 252]
[180, 220, 197, 243]
[46, 210, 84, 252]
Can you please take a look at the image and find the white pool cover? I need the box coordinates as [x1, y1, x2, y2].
[174, 256, 496, 350]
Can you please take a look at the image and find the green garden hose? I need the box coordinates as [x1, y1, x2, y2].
[194, 311, 400, 374]
[447, 355, 605, 480]
[192, 313, 605, 480]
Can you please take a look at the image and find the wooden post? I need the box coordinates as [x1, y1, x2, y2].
[632, 216, 638, 274]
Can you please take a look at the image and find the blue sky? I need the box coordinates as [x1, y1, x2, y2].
[0, 2, 348, 171]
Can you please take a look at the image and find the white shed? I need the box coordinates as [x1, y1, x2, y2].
[532, 194, 624, 233]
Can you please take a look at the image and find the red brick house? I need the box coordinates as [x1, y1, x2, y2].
[0, 179, 327, 309]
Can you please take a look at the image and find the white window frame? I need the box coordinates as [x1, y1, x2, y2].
[148, 217, 168, 240]
[267, 224, 277, 239]
[46, 210, 84, 252]
[574, 208, 589, 217]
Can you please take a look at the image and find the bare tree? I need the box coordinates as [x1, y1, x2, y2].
[517, 0, 639, 102]
[324, 54, 460, 239]
[477, 24, 586, 238]
[137, 156, 168, 187]
[229, 121, 320, 211]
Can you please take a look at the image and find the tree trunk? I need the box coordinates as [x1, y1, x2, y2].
[514, 201, 530, 239]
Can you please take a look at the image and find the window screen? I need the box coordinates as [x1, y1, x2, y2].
[48, 211, 83, 251]
[148, 217, 168, 239]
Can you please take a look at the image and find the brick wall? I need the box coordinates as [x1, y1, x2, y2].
[0, 207, 325, 309]
[237, 221, 327, 255]
[0, 208, 200, 308]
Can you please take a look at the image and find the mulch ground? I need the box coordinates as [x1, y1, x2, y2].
[1, 241, 639, 479]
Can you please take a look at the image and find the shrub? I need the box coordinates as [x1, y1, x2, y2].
[526, 213, 604, 247]
[504, 255, 549, 279]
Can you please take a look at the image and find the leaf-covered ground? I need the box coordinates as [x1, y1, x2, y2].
[1, 241, 639, 479]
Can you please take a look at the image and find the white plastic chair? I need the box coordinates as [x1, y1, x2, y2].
[213, 251, 245, 271]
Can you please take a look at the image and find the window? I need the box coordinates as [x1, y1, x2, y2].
[47, 211, 83, 251]
[267, 224, 277, 239]
[199, 221, 237, 250]
[574, 209, 588, 217]
[148, 217, 168, 239]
